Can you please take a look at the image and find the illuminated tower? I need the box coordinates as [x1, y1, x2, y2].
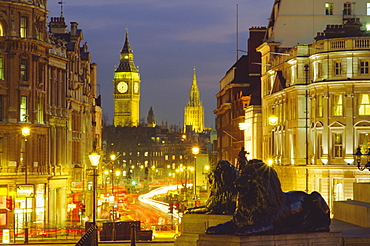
[113, 29, 141, 127]
[184, 67, 204, 133]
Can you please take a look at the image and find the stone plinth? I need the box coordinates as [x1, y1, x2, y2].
[197, 232, 343, 246]
[333, 200, 370, 227]
[333, 182, 370, 228]
[174, 214, 232, 246]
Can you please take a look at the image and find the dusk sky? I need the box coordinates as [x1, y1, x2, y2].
[48, 0, 273, 128]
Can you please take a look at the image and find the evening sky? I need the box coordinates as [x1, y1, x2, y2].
[47, 0, 273, 128]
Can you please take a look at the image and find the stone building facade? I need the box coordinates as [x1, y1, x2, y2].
[257, 0, 370, 209]
[0, 0, 101, 234]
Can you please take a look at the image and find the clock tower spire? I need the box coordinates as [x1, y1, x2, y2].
[113, 29, 141, 127]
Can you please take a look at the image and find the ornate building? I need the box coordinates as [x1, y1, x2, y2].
[184, 67, 204, 133]
[0, 0, 101, 235]
[257, 0, 370, 210]
[113, 30, 141, 127]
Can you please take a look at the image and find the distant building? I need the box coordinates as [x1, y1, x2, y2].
[214, 27, 266, 165]
[184, 67, 204, 133]
[113, 30, 141, 127]
[146, 107, 156, 127]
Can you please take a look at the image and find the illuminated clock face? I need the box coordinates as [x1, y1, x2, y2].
[117, 82, 128, 93]
[134, 82, 139, 93]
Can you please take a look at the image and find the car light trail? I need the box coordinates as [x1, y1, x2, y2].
[138, 184, 192, 219]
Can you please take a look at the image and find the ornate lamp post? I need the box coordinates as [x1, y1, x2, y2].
[191, 147, 199, 206]
[354, 147, 370, 171]
[21, 126, 30, 244]
[88, 149, 101, 246]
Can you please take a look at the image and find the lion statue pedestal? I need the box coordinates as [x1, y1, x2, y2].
[197, 232, 343, 246]
[174, 214, 232, 246]
[175, 160, 341, 246]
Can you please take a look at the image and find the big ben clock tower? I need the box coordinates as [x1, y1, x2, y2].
[113, 29, 141, 127]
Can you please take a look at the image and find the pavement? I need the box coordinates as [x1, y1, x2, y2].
[330, 219, 370, 238]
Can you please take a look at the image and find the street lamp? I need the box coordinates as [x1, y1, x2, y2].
[88, 149, 101, 246]
[354, 147, 370, 171]
[21, 126, 30, 244]
[109, 153, 117, 241]
[191, 147, 199, 206]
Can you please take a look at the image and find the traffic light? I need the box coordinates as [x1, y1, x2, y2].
[174, 203, 179, 212]
[6, 197, 12, 210]
[168, 203, 173, 214]
[79, 204, 86, 213]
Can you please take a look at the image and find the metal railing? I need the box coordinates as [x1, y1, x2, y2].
[75, 225, 98, 246]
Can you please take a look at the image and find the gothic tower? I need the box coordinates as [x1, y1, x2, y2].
[184, 67, 204, 133]
[113, 29, 141, 127]
[146, 107, 156, 127]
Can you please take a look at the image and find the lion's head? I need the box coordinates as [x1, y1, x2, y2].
[205, 160, 239, 214]
[232, 160, 284, 229]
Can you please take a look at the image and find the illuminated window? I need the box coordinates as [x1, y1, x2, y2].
[343, 2, 352, 15]
[314, 61, 323, 80]
[333, 133, 343, 158]
[0, 58, 3, 80]
[144, 151, 148, 157]
[20, 17, 27, 38]
[368, 3, 370, 15]
[359, 94, 370, 115]
[333, 94, 343, 116]
[20, 96, 27, 122]
[0, 23, 3, 36]
[317, 95, 323, 118]
[165, 155, 168, 160]
[317, 133, 323, 158]
[334, 60, 342, 76]
[360, 60, 370, 74]
[37, 97, 44, 123]
[172, 155, 175, 160]
[325, 3, 333, 15]
[359, 133, 370, 153]
[20, 59, 28, 81]
[290, 65, 296, 83]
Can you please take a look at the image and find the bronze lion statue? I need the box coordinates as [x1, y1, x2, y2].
[185, 160, 239, 215]
[206, 160, 330, 235]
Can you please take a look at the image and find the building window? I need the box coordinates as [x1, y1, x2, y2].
[317, 95, 323, 118]
[325, 3, 333, 15]
[291, 65, 296, 83]
[333, 133, 343, 158]
[314, 61, 323, 80]
[20, 17, 27, 38]
[360, 60, 370, 74]
[317, 133, 323, 158]
[20, 59, 28, 81]
[333, 94, 343, 116]
[343, 2, 352, 15]
[359, 133, 370, 153]
[0, 58, 3, 80]
[368, 3, 370, 15]
[0, 95, 3, 121]
[334, 60, 342, 76]
[20, 96, 28, 122]
[37, 97, 44, 124]
[359, 94, 370, 115]
[0, 23, 3, 36]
